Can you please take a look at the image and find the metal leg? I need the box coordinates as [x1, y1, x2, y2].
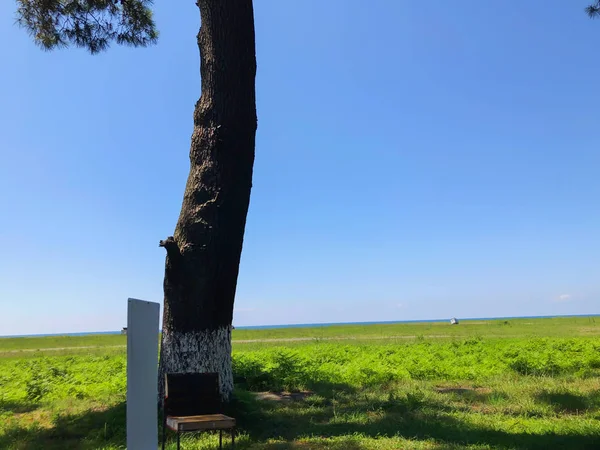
[161, 415, 166, 450]
[219, 430, 223, 449]
[231, 429, 235, 448]
[177, 427, 181, 450]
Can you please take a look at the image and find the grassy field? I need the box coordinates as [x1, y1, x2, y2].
[1, 317, 599, 449]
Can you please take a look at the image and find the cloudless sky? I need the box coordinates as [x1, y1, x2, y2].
[1, 1, 599, 336]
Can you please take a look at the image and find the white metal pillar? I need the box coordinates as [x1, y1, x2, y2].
[126, 298, 160, 450]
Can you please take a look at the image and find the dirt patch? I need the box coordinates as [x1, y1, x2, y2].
[436, 387, 473, 394]
[253, 391, 313, 402]
[3, 345, 126, 353]
[435, 386, 491, 395]
[234, 335, 453, 344]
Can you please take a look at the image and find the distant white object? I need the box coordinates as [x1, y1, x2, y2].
[126, 298, 160, 450]
[121, 327, 127, 335]
[450, 318, 459, 325]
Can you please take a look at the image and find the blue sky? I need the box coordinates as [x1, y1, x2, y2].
[1, 1, 599, 336]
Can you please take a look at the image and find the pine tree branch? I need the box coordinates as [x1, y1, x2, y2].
[16, 0, 158, 54]
[586, 1, 600, 18]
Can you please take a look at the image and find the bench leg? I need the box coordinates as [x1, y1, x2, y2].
[219, 430, 223, 449]
[161, 418, 166, 450]
[232, 429, 235, 448]
[177, 427, 181, 450]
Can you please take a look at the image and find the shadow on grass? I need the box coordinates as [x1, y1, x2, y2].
[1, 383, 600, 450]
[230, 382, 600, 450]
[535, 390, 600, 414]
[436, 387, 511, 406]
[0, 401, 126, 450]
[0, 400, 40, 414]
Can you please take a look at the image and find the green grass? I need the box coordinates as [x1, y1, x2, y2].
[1, 316, 597, 352]
[1, 317, 599, 449]
[231, 316, 600, 341]
[0, 334, 127, 352]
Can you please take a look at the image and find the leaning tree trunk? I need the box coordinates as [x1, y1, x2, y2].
[158, 0, 257, 401]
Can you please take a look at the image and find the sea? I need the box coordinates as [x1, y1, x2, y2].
[1, 314, 597, 339]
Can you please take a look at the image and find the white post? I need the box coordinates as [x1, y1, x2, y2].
[126, 298, 160, 450]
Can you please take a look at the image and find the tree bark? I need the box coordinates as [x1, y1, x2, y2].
[158, 0, 257, 401]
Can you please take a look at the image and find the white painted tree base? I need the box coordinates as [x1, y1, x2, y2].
[161, 326, 233, 399]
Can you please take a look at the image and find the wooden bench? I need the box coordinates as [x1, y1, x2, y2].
[162, 372, 235, 449]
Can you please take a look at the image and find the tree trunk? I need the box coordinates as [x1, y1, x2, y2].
[158, 0, 257, 402]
